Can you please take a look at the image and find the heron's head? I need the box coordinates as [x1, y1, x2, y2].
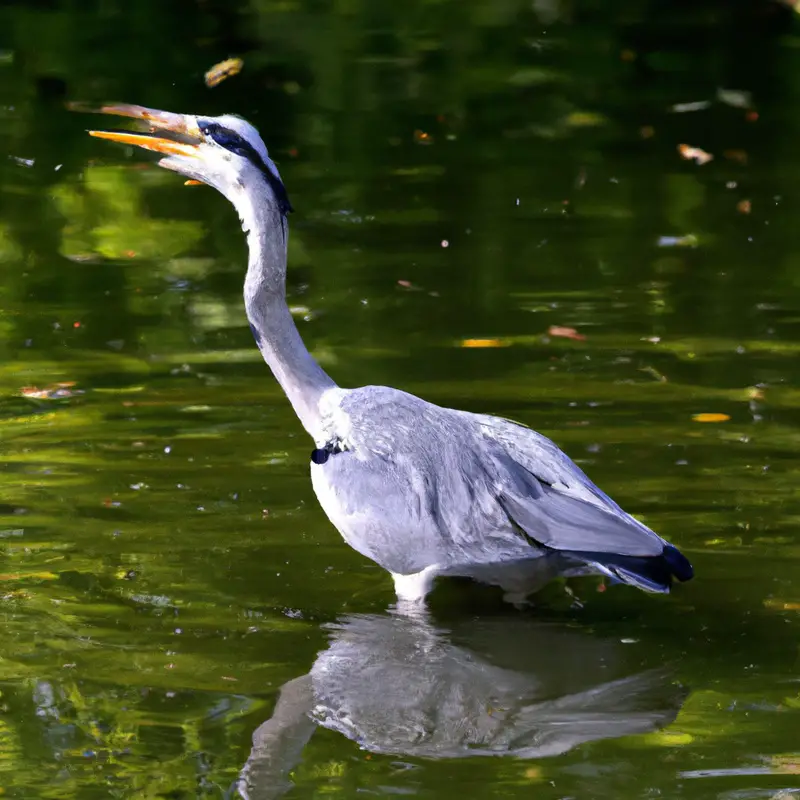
[82, 102, 292, 217]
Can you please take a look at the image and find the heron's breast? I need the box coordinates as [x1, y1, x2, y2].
[309, 459, 447, 574]
[310, 462, 342, 525]
[309, 462, 377, 554]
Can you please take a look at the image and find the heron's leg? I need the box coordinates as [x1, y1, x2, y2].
[391, 565, 438, 605]
[487, 557, 564, 608]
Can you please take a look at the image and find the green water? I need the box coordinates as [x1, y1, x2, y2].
[1, 1, 799, 797]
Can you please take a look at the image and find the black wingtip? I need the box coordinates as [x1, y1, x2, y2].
[662, 543, 694, 582]
[563, 544, 694, 593]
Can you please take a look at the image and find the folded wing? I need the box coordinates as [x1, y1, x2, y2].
[478, 413, 694, 592]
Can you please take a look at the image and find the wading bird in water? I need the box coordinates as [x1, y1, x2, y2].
[83, 103, 693, 606]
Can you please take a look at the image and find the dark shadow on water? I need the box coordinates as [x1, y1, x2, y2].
[425, 549, 800, 676]
[234, 610, 687, 799]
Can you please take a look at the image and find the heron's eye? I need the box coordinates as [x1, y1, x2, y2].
[205, 125, 249, 155]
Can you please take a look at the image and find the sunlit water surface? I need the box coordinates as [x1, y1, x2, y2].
[1, 1, 800, 797]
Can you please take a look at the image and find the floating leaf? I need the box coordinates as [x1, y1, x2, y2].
[547, 326, 586, 341]
[19, 382, 83, 400]
[763, 599, 800, 611]
[204, 57, 243, 88]
[692, 413, 731, 423]
[0, 571, 58, 581]
[716, 88, 752, 109]
[670, 100, 711, 114]
[678, 144, 713, 165]
[564, 111, 607, 128]
[657, 234, 699, 248]
[772, 754, 800, 775]
[460, 338, 507, 348]
[523, 766, 544, 780]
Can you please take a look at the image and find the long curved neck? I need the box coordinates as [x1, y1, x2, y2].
[233, 184, 337, 441]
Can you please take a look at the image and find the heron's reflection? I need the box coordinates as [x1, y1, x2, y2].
[237, 611, 687, 798]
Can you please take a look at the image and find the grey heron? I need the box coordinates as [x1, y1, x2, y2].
[84, 103, 694, 605]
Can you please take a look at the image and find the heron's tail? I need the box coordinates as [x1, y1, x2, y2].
[563, 544, 694, 593]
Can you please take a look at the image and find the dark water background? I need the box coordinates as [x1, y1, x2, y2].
[1, 0, 799, 797]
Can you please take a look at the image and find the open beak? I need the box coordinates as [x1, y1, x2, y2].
[75, 102, 202, 159]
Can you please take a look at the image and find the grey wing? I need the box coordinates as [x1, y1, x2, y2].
[475, 413, 666, 557]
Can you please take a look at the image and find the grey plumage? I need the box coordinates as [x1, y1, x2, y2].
[312, 385, 687, 600]
[86, 103, 694, 605]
